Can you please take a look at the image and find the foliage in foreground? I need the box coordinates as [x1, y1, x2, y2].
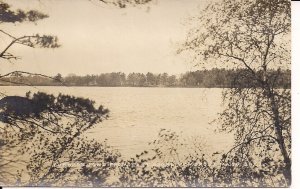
[180, 0, 291, 185]
[0, 0, 291, 187]
[0, 92, 290, 187]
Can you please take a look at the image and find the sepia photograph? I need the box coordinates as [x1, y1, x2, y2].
[0, 0, 291, 187]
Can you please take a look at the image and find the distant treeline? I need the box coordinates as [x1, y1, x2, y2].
[0, 68, 290, 88]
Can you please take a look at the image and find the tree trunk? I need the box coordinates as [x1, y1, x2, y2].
[268, 89, 291, 186]
[261, 63, 291, 185]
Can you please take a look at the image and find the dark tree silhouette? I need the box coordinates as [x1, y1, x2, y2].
[0, 1, 61, 184]
[0, 92, 113, 185]
[1, 0, 291, 187]
[0, 0, 150, 186]
[1, 69, 290, 88]
[0, 2, 59, 62]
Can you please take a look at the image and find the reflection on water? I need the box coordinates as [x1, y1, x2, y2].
[0, 86, 234, 158]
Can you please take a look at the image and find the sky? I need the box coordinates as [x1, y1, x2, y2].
[0, 0, 209, 76]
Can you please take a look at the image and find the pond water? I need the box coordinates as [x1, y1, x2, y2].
[0, 86, 234, 158]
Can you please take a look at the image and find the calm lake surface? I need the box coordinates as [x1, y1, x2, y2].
[0, 86, 234, 158]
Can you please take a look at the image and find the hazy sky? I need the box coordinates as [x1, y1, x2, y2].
[0, 0, 209, 76]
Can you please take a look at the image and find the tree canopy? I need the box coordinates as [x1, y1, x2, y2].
[181, 0, 291, 186]
[0, 69, 291, 88]
[0, 1, 59, 62]
[0, 0, 292, 187]
[181, 0, 290, 71]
